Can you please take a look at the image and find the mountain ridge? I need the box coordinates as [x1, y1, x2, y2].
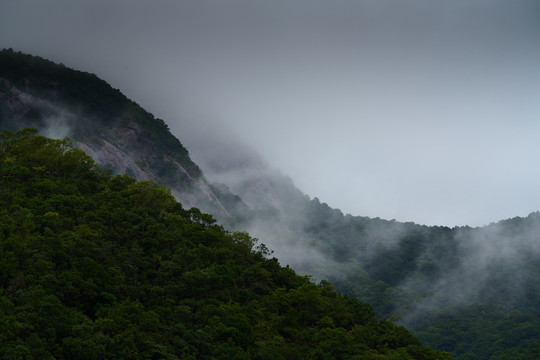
[0, 48, 244, 223]
[2, 48, 540, 359]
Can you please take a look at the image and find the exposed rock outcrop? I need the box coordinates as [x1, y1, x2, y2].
[0, 53, 244, 221]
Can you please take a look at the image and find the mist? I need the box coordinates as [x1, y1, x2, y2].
[2, 0, 539, 303]
[1, 1, 540, 227]
[3, 4, 540, 357]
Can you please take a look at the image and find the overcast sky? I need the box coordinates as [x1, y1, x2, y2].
[1, 0, 540, 227]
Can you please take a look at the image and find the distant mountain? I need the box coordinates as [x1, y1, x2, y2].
[176, 77, 540, 359]
[203, 139, 540, 359]
[2, 49, 540, 359]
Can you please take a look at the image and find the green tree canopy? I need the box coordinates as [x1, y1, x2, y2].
[0, 129, 451, 359]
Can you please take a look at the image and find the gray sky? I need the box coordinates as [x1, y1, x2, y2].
[1, 0, 540, 227]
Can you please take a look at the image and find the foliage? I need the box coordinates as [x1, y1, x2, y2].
[292, 197, 540, 360]
[0, 129, 450, 359]
[6, 48, 538, 359]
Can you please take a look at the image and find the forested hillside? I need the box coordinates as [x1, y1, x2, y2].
[191, 122, 540, 359]
[297, 205, 540, 360]
[1, 49, 539, 359]
[0, 129, 451, 359]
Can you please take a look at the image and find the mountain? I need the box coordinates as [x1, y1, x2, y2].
[193, 134, 540, 359]
[0, 48, 246, 225]
[1, 49, 540, 359]
[174, 62, 540, 360]
[0, 129, 451, 359]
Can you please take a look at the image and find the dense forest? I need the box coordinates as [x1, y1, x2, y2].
[196, 137, 540, 359]
[1, 49, 540, 359]
[0, 129, 451, 359]
[292, 202, 540, 360]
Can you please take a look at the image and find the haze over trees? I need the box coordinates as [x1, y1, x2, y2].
[1, 49, 540, 359]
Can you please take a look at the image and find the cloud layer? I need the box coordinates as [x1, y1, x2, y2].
[1, 0, 540, 226]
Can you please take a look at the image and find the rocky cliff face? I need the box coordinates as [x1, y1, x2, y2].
[0, 50, 244, 221]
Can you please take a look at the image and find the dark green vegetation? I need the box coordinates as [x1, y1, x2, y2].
[203, 155, 540, 359]
[0, 129, 451, 359]
[292, 202, 540, 360]
[1, 49, 539, 359]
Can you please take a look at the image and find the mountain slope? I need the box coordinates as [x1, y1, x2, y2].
[2, 49, 539, 359]
[0, 48, 246, 223]
[206, 146, 540, 359]
[180, 76, 540, 360]
[0, 129, 451, 359]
